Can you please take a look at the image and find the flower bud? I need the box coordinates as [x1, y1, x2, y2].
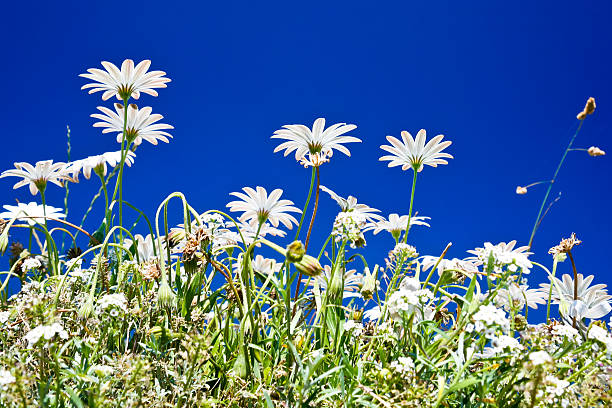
[285, 240, 305, 263]
[515, 186, 527, 195]
[157, 278, 175, 308]
[360, 267, 377, 300]
[232, 352, 248, 379]
[294, 254, 323, 277]
[514, 314, 527, 331]
[78, 298, 95, 319]
[0, 231, 8, 256]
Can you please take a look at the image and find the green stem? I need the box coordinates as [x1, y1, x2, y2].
[294, 166, 316, 241]
[111, 98, 130, 252]
[528, 119, 584, 248]
[98, 171, 110, 236]
[293, 166, 320, 301]
[402, 169, 418, 243]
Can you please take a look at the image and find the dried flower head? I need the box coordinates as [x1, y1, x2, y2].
[588, 146, 606, 157]
[141, 261, 161, 281]
[576, 97, 596, 120]
[548, 233, 582, 256]
[516, 186, 528, 195]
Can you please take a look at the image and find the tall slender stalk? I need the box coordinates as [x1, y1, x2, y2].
[402, 169, 418, 243]
[294, 166, 320, 300]
[528, 119, 584, 248]
[568, 250, 579, 328]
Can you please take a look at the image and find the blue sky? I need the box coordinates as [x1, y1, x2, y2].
[1, 1, 611, 314]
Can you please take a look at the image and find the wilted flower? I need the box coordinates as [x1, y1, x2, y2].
[548, 233, 581, 256]
[516, 186, 528, 195]
[587, 146, 606, 157]
[0, 160, 72, 195]
[80, 59, 171, 101]
[91, 103, 174, 146]
[0, 202, 65, 226]
[379, 129, 453, 172]
[271, 118, 360, 165]
[576, 97, 596, 120]
[227, 186, 301, 229]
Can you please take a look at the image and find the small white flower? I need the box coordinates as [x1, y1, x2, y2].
[379, 129, 453, 172]
[0, 368, 15, 387]
[80, 59, 171, 101]
[467, 240, 532, 274]
[271, 118, 360, 165]
[0, 311, 10, 324]
[332, 212, 367, 248]
[24, 322, 69, 347]
[365, 213, 430, 240]
[0, 202, 66, 226]
[96, 293, 128, 315]
[227, 186, 301, 229]
[91, 103, 173, 146]
[390, 356, 415, 375]
[0, 160, 72, 195]
[529, 350, 552, 366]
[21, 257, 42, 271]
[344, 320, 364, 337]
[319, 185, 384, 223]
[123, 234, 163, 263]
[65, 151, 136, 180]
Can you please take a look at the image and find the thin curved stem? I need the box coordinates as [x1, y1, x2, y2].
[294, 166, 316, 241]
[528, 119, 584, 248]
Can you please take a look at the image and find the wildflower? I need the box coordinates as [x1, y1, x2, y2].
[576, 97, 596, 120]
[80, 59, 171, 101]
[587, 324, 612, 354]
[490, 334, 523, 354]
[587, 146, 605, 156]
[516, 186, 528, 195]
[65, 151, 136, 180]
[271, 118, 360, 165]
[548, 233, 581, 256]
[551, 323, 581, 343]
[234, 220, 287, 246]
[388, 243, 419, 262]
[365, 213, 430, 240]
[379, 129, 453, 172]
[124, 234, 162, 263]
[529, 350, 552, 366]
[495, 283, 548, 310]
[0, 160, 72, 195]
[467, 240, 532, 273]
[390, 356, 415, 375]
[24, 322, 69, 347]
[306, 265, 362, 298]
[332, 212, 367, 248]
[344, 320, 364, 337]
[319, 185, 384, 223]
[387, 278, 434, 322]
[0, 369, 15, 388]
[540, 274, 612, 320]
[90, 365, 114, 377]
[91, 103, 174, 146]
[21, 257, 42, 271]
[251, 254, 282, 276]
[96, 293, 128, 316]
[227, 186, 301, 229]
[421, 256, 479, 281]
[0, 311, 9, 324]
[0, 202, 65, 226]
[469, 304, 510, 334]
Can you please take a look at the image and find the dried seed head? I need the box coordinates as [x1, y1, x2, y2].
[516, 186, 528, 195]
[577, 97, 596, 119]
[548, 232, 582, 256]
[141, 261, 161, 281]
[588, 146, 606, 157]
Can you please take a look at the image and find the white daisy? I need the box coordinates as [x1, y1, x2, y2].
[123, 234, 163, 263]
[0, 202, 65, 226]
[271, 118, 360, 165]
[235, 220, 287, 244]
[80, 59, 171, 101]
[227, 186, 301, 229]
[91, 103, 173, 146]
[365, 213, 430, 239]
[540, 274, 612, 320]
[0, 160, 72, 195]
[494, 283, 548, 310]
[379, 129, 453, 172]
[421, 256, 479, 279]
[467, 240, 533, 273]
[319, 185, 384, 223]
[65, 151, 136, 180]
